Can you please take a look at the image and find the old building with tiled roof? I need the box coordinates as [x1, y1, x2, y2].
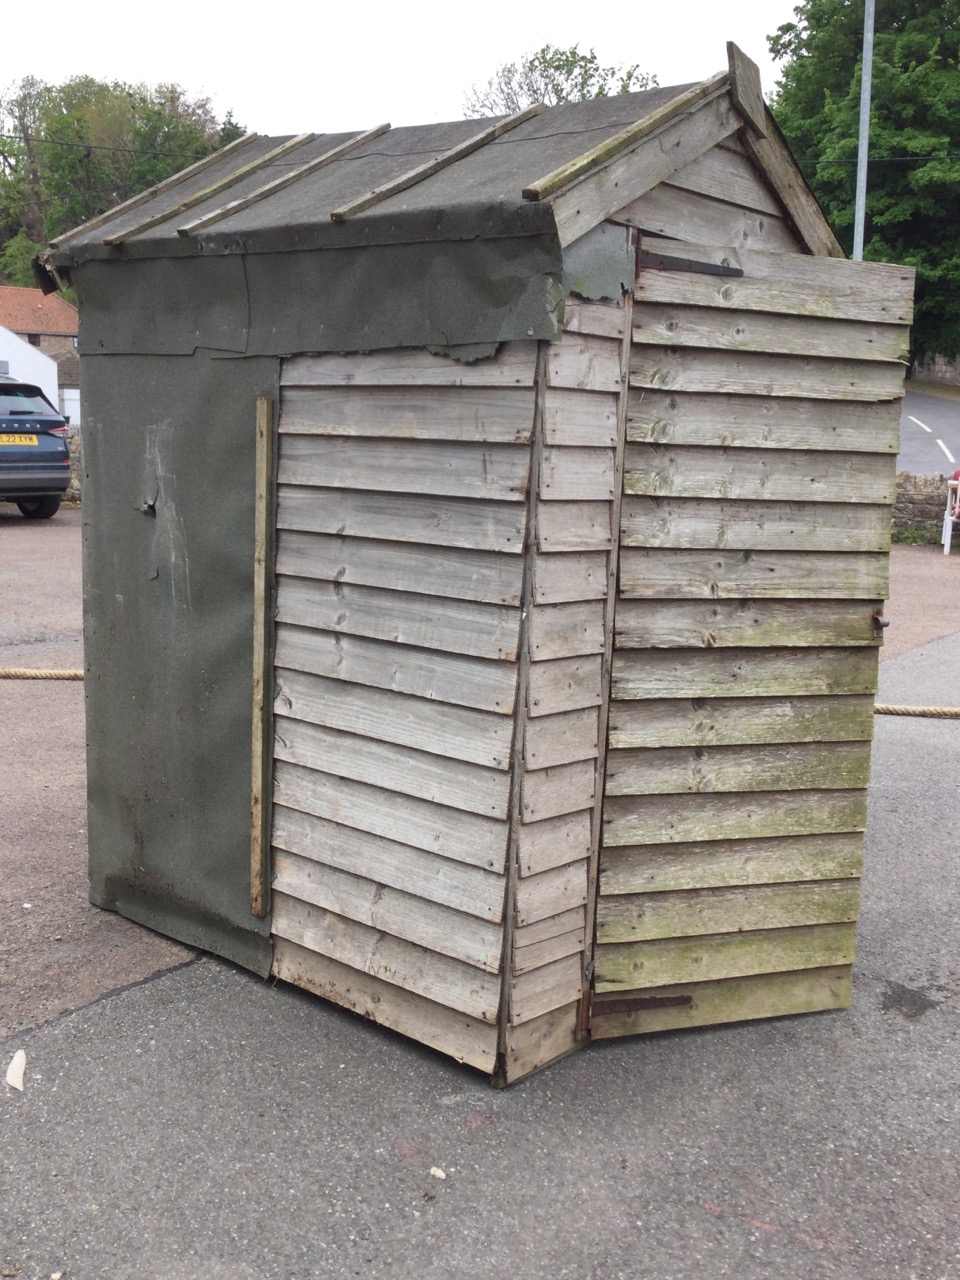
[0, 285, 78, 357]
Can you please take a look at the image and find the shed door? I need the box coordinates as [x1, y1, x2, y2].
[591, 245, 913, 1039]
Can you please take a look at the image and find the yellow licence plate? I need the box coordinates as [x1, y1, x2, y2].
[0, 434, 38, 445]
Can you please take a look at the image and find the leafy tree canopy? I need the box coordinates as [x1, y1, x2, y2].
[464, 44, 657, 116]
[769, 0, 960, 362]
[0, 76, 245, 280]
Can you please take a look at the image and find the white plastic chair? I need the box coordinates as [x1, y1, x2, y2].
[943, 470, 960, 555]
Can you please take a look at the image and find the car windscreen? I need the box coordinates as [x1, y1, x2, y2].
[0, 385, 58, 417]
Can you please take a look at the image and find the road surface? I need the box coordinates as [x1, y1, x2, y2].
[899, 389, 960, 474]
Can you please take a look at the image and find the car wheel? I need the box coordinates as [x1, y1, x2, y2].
[17, 496, 62, 520]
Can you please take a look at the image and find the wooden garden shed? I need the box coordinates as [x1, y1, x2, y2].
[42, 46, 915, 1084]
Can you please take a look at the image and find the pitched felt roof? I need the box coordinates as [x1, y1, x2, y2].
[0, 286, 78, 335]
[48, 84, 703, 264]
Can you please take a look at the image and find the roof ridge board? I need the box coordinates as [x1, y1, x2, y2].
[521, 72, 729, 202]
[103, 133, 319, 246]
[329, 104, 544, 222]
[48, 132, 262, 249]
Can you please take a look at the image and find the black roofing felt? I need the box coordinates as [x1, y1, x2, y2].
[53, 84, 700, 263]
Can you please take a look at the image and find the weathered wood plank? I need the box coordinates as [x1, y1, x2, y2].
[501, 1001, 582, 1082]
[590, 965, 851, 1038]
[539, 447, 616, 501]
[510, 953, 584, 1024]
[664, 144, 781, 216]
[273, 850, 504, 972]
[615, 182, 801, 253]
[626, 389, 901, 453]
[277, 529, 524, 606]
[602, 788, 867, 848]
[543, 388, 619, 446]
[517, 812, 593, 877]
[515, 859, 590, 925]
[272, 892, 501, 1021]
[278, 436, 531, 501]
[620, 496, 891, 553]
[612, 647, 878, 700]
[274, 669, 513, 769]
[528, 654, 604, 716]
[529, 600, 606, 659]
[277, 485, 527, 553]
[605, 740, 872, 796]
[281, 342, 538, 387]
[614, 599, 882, 650]
[597, 880, 860, 944]
[537, 501, 612, 551]
[272, 804, 506, 920]
[251, 394, 275, 919]
[522, 759, 597, 822]
[594, 922, 857, 991]
[630, 346, 907, 401]
[741, 126, 846, 258]
[279, 385, 535, 441]
[618, 549, 889, 599]
[277, 575, 522, 660]
[547, 334, 623, 392]
[633, 304, 909, 364]
[514, 927, 587, 974]
[599, 831, 864, 895]
[513, 906, 586, 948]
[727, 42, 768, 138]
[635, 243, 915, 324]
[525, 706, 600, 770]
[561, 299, 625, 341]
[276, 625, 518, 714]
[274, 716, 510, 817]
[274, 760, 509, 870]
[533, 552, 608, 603]
[272, 937, 498, 1071]
[608, 694, 876, 749]
[622, 444, 896, 505]
[554, 89, 740, 246]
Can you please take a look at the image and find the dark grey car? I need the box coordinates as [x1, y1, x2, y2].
[0, 378, 72, 519]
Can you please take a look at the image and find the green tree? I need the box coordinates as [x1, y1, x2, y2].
[0, 228, 42, 286]
[41, 109, 112, 238]
[0, 76, 247, 284]
[464, 44, 657, 116]
[769, 0, 960, 362]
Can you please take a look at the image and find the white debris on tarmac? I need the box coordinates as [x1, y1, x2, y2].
[5, 1049, 26, 1091]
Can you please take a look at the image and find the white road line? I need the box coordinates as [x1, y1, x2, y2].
[936, 438, 956, 465]
[908, 415, 932, 432]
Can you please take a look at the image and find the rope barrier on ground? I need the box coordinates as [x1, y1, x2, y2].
[874, 704, 960, 718]
[0, 669, 84, 680]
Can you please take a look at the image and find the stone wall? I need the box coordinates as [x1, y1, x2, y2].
[893, 470, 950, 543]
[913, 355, 960, 387]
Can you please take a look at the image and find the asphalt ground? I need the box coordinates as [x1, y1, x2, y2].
[1, 508, 959, 1280]
[900, 381, 960, 474]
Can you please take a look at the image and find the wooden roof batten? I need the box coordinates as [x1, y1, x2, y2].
[177, 124, 393, 236]
[520, 72, 729, 204]
[328, 104, 544, 221]
[102, 133, 320, 246]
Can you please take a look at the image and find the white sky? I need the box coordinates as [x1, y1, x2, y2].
[9, 0, 801, 134]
